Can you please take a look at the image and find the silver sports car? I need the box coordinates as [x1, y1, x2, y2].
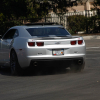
[0, 23, 86, 75]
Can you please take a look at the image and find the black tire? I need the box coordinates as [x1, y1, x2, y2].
[10, 50, 22, 75]
[70, 62, 85, 72]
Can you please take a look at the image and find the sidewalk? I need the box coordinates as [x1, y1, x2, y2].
[82, 35, 100, 40]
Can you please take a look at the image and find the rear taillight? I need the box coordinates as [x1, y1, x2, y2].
[78, 40, 83, 45]
[71, 41, 76, 45]
[36, 42, 44, 46]
[28, 42, 35, 46]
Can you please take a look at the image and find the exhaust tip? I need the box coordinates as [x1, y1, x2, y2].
[33, 62, 38, 67]
[78, 60, 82, 65]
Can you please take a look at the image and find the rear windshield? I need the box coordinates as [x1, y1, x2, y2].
[26, 27, 70, 37]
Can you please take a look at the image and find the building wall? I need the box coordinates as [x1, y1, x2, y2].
[68, 5, 85, 12]
[68, 0, 94, 12]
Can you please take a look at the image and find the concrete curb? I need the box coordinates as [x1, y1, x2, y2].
[82, 35, 100, 40]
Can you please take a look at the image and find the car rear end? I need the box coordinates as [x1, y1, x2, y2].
[16, 25, 85, 70]
[26, 36, 85, 67]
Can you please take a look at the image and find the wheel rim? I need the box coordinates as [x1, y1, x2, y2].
[10, 52, 16, 73]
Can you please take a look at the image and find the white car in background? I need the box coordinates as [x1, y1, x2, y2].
[0, 23, 86, 75]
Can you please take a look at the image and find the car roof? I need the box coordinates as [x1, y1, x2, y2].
[9, 23, 65, 38]
[11, 23, 63, 29]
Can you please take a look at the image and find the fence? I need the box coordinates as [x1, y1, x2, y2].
[0, 10, 99, 35]
[45, 10, 98, 29]
[45, 10, 98, 33]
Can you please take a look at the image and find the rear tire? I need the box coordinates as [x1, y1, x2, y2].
[10, 50, 22, 75]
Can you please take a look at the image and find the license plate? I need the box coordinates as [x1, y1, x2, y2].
[53, 49, 64, 55]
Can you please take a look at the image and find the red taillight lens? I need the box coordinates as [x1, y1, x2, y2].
[71, 41, 76, 45]
[78, 40, 83, 45]
[36, 42, 44, 46]
[28, 42, 35, 46]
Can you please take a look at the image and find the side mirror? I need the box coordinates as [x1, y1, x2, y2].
[0, 35, 2, 39]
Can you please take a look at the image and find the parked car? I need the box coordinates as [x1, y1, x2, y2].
[0, 23, 86, 75]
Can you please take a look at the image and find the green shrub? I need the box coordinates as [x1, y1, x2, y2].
[0, 19, 23, 35]
[67, 15, 87, 34]
[87, 16, 100, 33]
[0, 13, 4, 21]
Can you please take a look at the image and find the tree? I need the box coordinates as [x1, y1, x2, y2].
[92, 0, 100, 16]
[0, 0, 27, 20]
[0, 0, 82, 34]
[38, 0, 82, 15]
[0, 0, 82, 20]
[93, 0, 100, 8]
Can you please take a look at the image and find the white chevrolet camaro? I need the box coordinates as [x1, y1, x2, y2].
[0, 23, 86, 75]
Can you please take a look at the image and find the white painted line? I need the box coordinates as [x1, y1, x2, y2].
[86, 53, 100, 55]
[86, 57, 100, 59]
[86, 47, 100, 49]
[83, 35, 100, 40]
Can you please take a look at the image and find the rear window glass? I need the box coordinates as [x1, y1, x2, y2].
[26, 27, 70, 37]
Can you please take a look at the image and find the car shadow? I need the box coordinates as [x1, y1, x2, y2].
[0, 67, 11, 76]
[22, 67, 71, 76]
[0, 67, 72, 76]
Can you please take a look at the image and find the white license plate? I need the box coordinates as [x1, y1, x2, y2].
[53, 49, 64, 55]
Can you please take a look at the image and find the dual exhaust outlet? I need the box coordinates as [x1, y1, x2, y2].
[33, 61, 38, 67]
[33, 59, 83, 67]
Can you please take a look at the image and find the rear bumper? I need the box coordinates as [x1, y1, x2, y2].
[16, 48, 85, 68]
[30, 58, 84, 68]
[17, 53, 85, 68]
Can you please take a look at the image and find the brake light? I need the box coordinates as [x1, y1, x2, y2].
[36, 42, 44, 46]
[28, 42, 35, 46]
[71, 41, 76, 45]
[78, 40, 83, 45]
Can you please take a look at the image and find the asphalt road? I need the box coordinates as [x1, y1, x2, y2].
[0, 39, 100, 100]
